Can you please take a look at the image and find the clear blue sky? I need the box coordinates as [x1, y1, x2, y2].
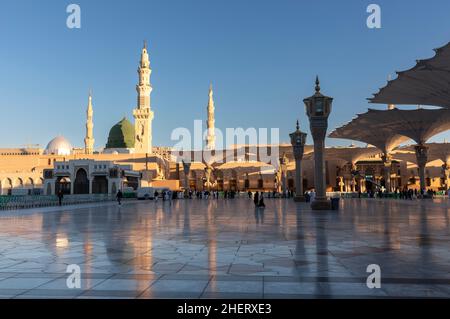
[1, 0, 450, 149]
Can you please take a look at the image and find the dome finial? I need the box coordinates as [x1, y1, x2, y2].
[315, 75, 320, 93]
[143, 39, 147, 50]
[296, 120, 300, 131]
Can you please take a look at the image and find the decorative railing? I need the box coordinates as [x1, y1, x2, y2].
[327, 191, 448, 199]
[0, 194, 117, 211]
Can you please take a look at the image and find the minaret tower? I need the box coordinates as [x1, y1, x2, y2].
[84, 90, 94, 154]
[205, 84, 216, 150]
[133, 41, 154, 154]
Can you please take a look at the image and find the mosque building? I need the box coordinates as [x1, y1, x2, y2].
[0, 43, 449, 196]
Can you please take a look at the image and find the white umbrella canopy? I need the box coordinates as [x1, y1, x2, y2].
[365, 108, 450, 145]
[329, 110, 410, 154]
[369, 42, 450, 108]
[329, 108, 450, 151]
[395, 142, 450, 165]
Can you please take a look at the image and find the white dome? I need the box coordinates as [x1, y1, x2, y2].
[45, 136, 73, 155]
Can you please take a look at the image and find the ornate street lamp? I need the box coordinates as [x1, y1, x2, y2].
[381, 154, 392, 193]
[182, 160, 191, 192]
[279, 153, 289, 196]
[290, 120, 307, 201]
[303, 76, 333, 210]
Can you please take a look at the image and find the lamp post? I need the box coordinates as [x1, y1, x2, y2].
[303, 76, 333, 210]
[204, 165, 212, 191]
[279, 153, 289, 197]
[275, 168, 282, 193]
[290, 120, 307, 202]
[381, 154, 392, 193]
[182, 160, 191, 193]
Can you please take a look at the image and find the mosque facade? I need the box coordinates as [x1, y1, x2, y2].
[0, 44, 449, 196]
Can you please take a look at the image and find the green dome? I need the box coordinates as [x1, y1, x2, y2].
[106, 117, 135, 149]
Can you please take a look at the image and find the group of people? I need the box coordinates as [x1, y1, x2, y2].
[60, 183, 447, 209]
[395, 188, 437, 199]
[184, 189, 237, 199]
[247, 190, 297, 199]
[396, 188, 416, 200]
[357, 187, 440, 200]
[154, 189, 173, 201]
[55, 187, 327, 210]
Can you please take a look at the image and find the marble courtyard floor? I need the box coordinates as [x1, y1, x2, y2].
[0, 197, 449, 299]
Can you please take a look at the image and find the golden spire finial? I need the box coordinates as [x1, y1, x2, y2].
[144, 40, 147, 50]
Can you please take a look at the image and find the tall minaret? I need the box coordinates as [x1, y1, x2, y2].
[133, 41, 154, 154]
[84, 91, 94, 154]
[205, 84, 216, 150]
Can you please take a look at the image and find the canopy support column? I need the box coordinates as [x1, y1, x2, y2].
[382, 154, 391, 193]
[414, 145, 428, 195]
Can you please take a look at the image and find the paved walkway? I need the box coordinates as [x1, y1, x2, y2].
[0, 198, 449, 298]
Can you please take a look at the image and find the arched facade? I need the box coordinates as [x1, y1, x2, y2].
[74, 168, 89, 194]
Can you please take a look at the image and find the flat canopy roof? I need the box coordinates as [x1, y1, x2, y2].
[329, 110, 409, 154]
[396, 142, 450, 164]
[330, 108, 450, 150]
[369, 42, 450, 107]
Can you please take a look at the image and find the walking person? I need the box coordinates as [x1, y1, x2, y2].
[258, 193, 266, 208]
[168, 190, 173, 205]
[309, 189, 316, 202]
[253, 191, 259, 207]
[57, 189, 64, 206]
[116, 189, 123, 205]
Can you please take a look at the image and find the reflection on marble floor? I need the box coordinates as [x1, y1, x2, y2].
[0, 198, 449, 299]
